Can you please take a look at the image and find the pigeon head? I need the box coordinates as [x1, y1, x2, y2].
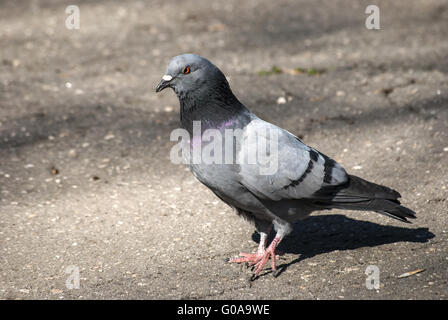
[155, 54, 231, 99]
[155, 54, 248, 131]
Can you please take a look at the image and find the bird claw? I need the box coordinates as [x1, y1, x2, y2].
[229, 248, 279, 279]
[250, 273, 259, 282]
[229, 252, 264, 266]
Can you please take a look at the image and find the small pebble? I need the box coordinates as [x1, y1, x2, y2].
[68, 149, 77, 157]
[277, 97, 286, 104]
[104, 134, 115, 140]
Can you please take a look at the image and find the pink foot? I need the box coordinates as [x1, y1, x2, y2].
[229, 251, 266, 266]
[229, 236, 283, 278]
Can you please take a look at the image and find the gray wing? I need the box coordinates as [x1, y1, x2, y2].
[237, 118, 348, 201]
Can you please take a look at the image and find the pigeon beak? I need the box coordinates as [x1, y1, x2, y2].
[155, 74, 173, 92]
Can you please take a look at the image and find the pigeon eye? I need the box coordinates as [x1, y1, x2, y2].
[182, 66, 191, 74]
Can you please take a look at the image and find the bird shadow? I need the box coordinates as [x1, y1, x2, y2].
[251, 214, 434, 278]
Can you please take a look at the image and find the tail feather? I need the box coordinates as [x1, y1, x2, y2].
[313, 175, 416, 222]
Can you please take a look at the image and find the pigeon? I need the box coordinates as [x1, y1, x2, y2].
[156, 53, 416, 278]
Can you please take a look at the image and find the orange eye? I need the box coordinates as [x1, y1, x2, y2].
[182, 66, 190, 74]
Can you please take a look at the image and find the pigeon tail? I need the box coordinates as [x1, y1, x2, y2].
[313, 175, 416, 223]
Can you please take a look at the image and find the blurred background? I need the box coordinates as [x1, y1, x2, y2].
[0, 0, 447, 299]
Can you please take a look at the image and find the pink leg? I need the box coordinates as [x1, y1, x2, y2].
[229, 232, 269, 266]
[229, 233, 284, 277]
[253, 236, 283, 276]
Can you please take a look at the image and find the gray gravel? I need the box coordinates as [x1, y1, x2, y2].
[0, 0, 447, 299]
